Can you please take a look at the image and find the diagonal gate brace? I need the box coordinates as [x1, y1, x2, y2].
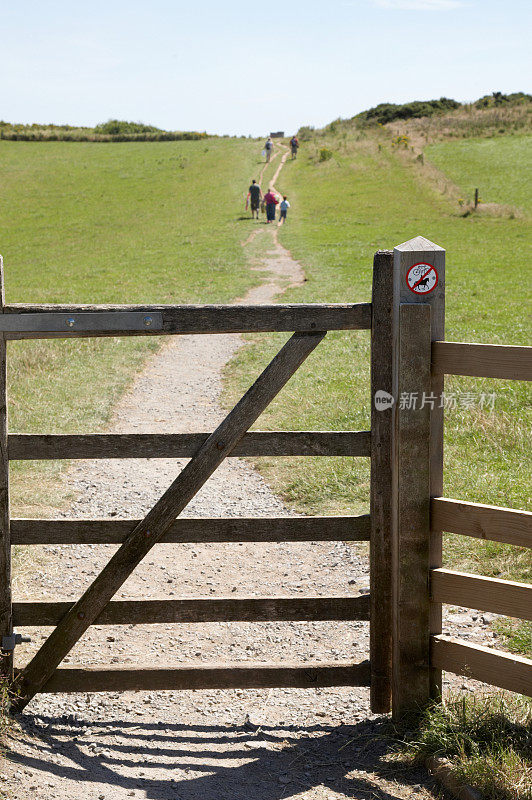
[12, 330, 326, 711]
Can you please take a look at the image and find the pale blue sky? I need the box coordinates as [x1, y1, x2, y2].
[2, 0, 530, 135]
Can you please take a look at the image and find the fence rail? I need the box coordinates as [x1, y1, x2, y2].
[430, 568, 532, 621]
[26, 661, 371, 693]
[432, 341, 532, 381]
[8, 431, 371, 460]
[13, 594, 370, 626]
[431, 497, 532, 549]
[0, 302, 372, 339]
[431, 635, 532, 697]
[10, 514, 371, 545]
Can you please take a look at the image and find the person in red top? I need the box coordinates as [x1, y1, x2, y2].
[263, 189, 279, 223]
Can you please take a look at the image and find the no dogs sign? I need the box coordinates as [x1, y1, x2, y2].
[406, 262, 439, 295]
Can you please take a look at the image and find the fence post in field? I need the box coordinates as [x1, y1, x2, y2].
[370, 250, 394, 713]
[0, 255, 13, 685]
[392, 237, 445, 719]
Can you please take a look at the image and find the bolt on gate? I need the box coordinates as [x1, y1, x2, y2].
[1, 236, 531, 715]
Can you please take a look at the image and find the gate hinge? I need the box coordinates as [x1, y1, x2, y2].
[1, 633, 31, 652]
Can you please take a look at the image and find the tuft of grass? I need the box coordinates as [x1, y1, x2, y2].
[395, 692, 532, 800]
[494, 619, 532, 656]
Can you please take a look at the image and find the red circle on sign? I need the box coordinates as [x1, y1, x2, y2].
[406, 262, 439, 295]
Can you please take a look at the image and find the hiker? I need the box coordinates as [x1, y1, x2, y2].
[279, 195, 290, 225]
[264, 136, 274, 162]
[263, 188, 279, 223]
[290, 135, 299, 159]
[246, 179, 262, 219]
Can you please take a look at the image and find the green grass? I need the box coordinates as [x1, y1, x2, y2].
[224, 133, 532, 652]
[426, 135, 532, 212]
[395, 692, 532, 800]
[0, 138, 262, 512]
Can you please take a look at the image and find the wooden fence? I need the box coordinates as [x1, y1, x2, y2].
[1, 236, 530, 716]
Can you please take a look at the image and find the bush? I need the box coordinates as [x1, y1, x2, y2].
[318, 147, 333, 162]
[94, 119, 162, 135]
[356, 97, 461, 126]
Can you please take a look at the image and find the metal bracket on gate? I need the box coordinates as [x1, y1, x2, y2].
[0, 311, 164, 334]
[2, 633, 32, 652]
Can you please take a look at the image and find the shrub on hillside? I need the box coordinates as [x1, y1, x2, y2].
[318, 147, 333, 162]
[475, 91, 532, 108]
[356, 97, 460, 126]
[94, 119, 162, 135]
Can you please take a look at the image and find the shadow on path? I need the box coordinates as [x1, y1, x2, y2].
[6, 714, 437, 800]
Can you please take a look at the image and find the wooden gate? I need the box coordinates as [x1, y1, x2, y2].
[1, 236, 531, 715]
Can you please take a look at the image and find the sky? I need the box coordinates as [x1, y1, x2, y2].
[2, 0, 531, 136]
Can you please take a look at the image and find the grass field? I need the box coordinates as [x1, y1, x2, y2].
[0, 137, 261, 512]
[223, 130, 531, 654]
[426, 134, 532, 212]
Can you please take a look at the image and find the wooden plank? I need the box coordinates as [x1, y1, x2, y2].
[0, 256, 12, 682]
[431, 635, 532, 697]
[13, 594, 371, 626]
[430, 569, 532, 621]
[369, 249, 394, 714]
[10, 514, 371, 545]
[393, 302, 432, 719]
[13, 331, 326, 711]
[431, 497, 532, 549]
[30, 660, 372, 693]
[0, 311, 163, 333]
[432, 342, 532, 381]
[395, 235, 446, 704]
[9, 430, 371, 460]
[2, 302, 372, 339]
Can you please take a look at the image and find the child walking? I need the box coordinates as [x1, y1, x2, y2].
[279, 196, 290, 225]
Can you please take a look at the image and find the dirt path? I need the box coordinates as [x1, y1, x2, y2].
[3, 146, 454, 800]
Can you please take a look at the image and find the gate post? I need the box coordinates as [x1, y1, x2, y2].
[391, 237, 445, 719]
[370, 250, 394, 714]
[0, 256, 13, 685]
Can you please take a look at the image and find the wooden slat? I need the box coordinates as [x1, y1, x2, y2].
[0, 256, 12, 682]
[431, 635, 532, 697]
[8, 430, 371, 460]
[431, 569, 532, 621]
[2, 302, 372, 339]
[13, 594, 370, 626]
[27, 661, 371, 693]
[369, 249, 394, 714]
[394, 302, 432, 719]
[10, 514, 370, 545]
[432, 341, 532, 381]
[431, 497, 532, 549]
[13, 331, 327, 711]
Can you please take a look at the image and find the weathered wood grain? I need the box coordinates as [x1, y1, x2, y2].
[13, 594, 371, 626]
[30, 660, 372, 693]
[430, 569, 532, 621]
[9, 430, 371, 460]
[431, 635, 532, 697]
[13, 331, 326, 711]
[10, 514, 371, 545]
[395, 236, 446, 703]
[369, 249, 394, 714]
[0, 256, 12, 682]
[2, 302, 372, 339]
[432, 341, 532, 381]
[393, 302, 432, 719]
[431, 497, 531, 549]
